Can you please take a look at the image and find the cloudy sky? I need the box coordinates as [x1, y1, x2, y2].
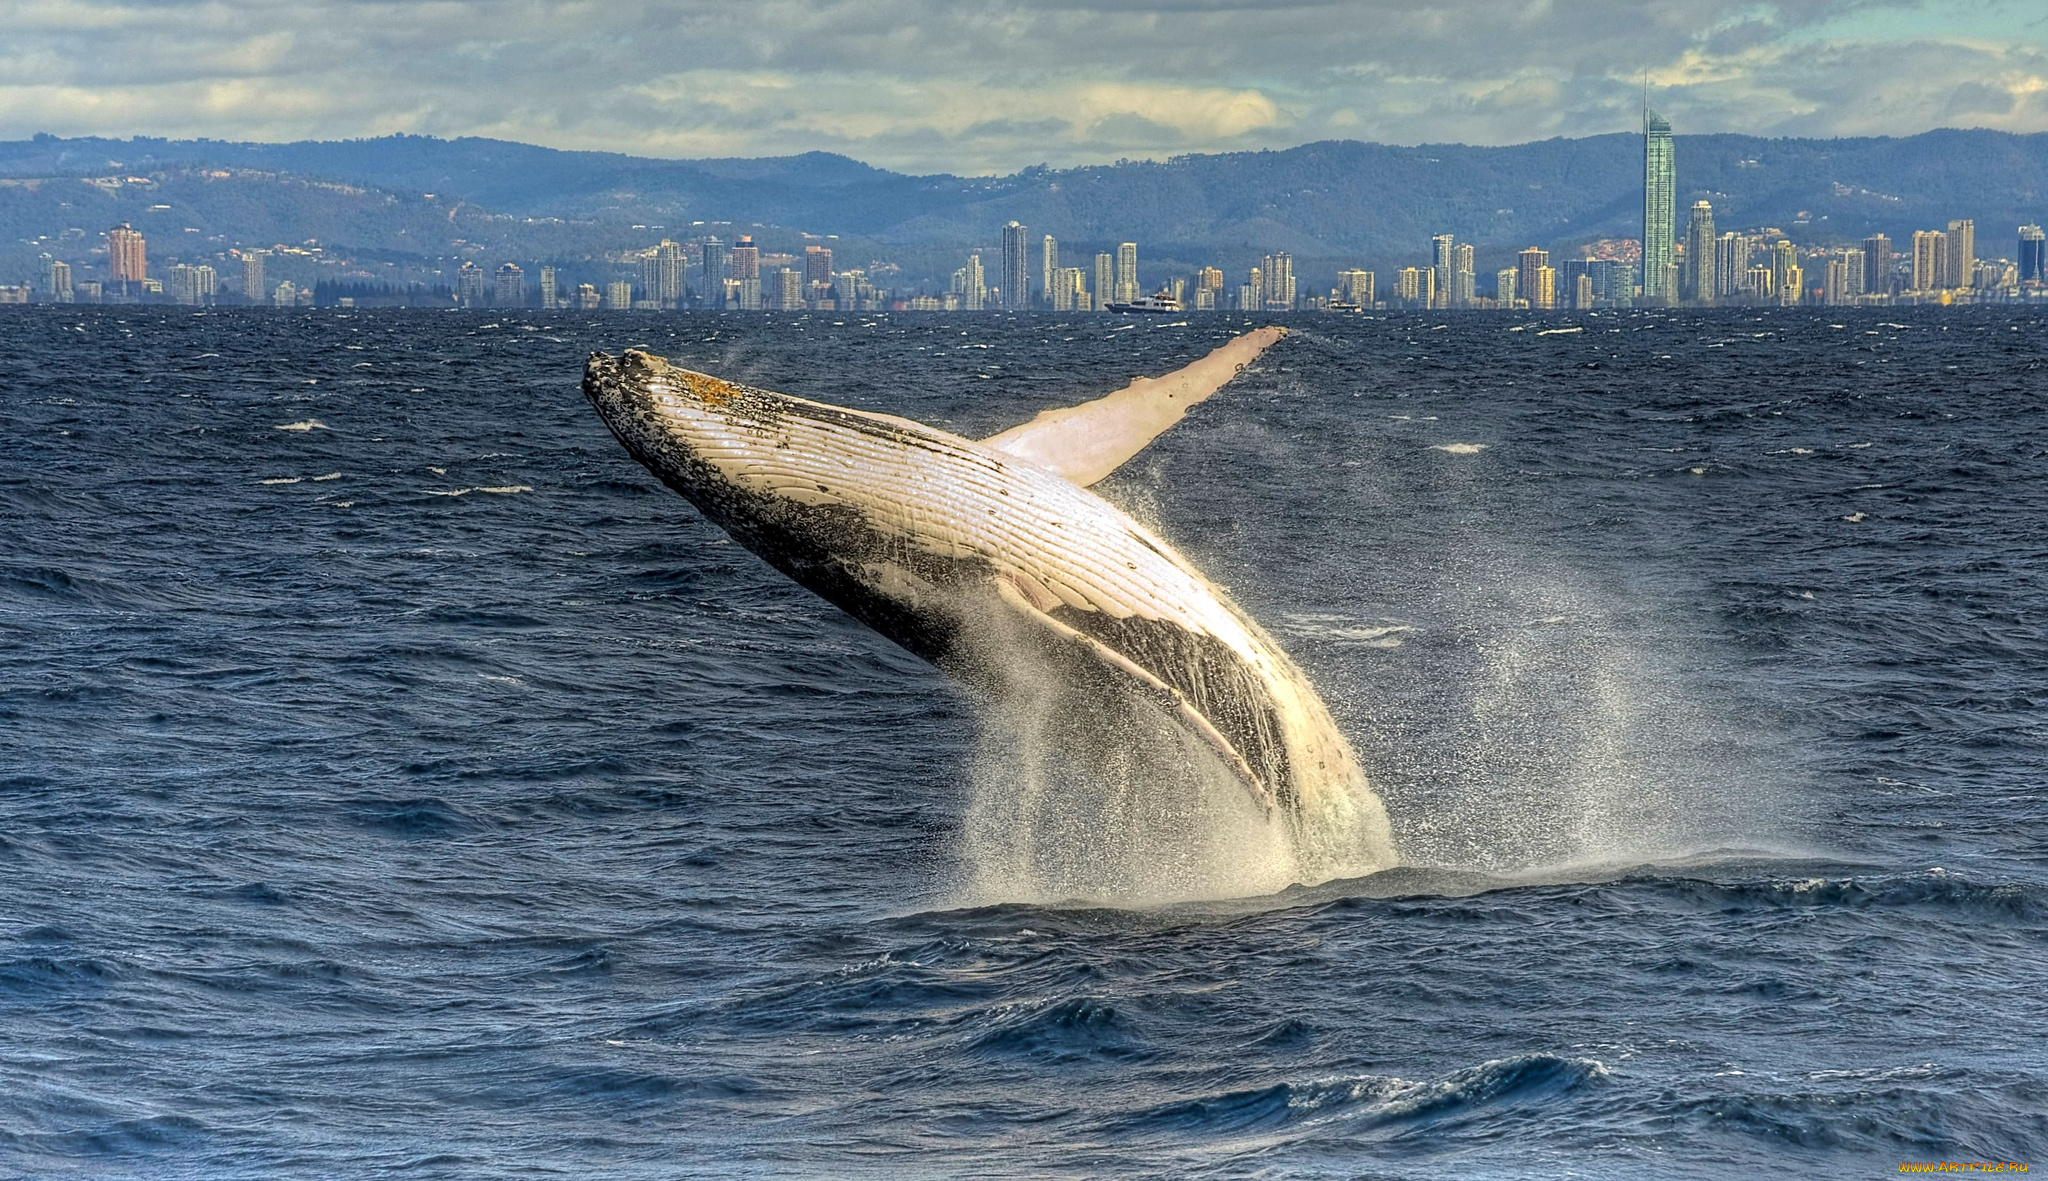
[2, 0, 2044, 172]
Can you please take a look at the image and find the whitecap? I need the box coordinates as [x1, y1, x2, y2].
[1537, 326, 1583, 336]
[1843, 512, 1868, 522]
[312, 472, 343, 481]
[258, 477, 301, 485]
[274, 420, 328, 432]
[475, 485, 532, 494]
[1433, 442, 1488, 455]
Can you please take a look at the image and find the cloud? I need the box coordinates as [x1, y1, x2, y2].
[0, 0, 2041, 170]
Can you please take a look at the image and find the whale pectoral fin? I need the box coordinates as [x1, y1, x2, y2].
[994, 576, 1277, 813]
[980, 326, 1287, 486]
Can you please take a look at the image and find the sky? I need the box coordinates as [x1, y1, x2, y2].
[2, 0, 2045, 173]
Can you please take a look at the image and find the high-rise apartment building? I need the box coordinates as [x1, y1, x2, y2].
[1261, 252, 1295, 310]
[1642, 109, 1676, 304]
[953, 253, 986, 311]
[804, 245, 832, 288]
[1451, 243, 1475, 307]
[2020, 225, 2046, 285]
[109, 225, 147, 284]
[1863, 234, 1893, 297]
[539, 265, 558, 309]
[1496, 267, 1520, 306]
[1911, 230, 1946, 292]
[1336, 269, 1374, 307]
[1396, 266, 1425, 306]
[1050, 266, 1085, 311]
[47, 259, 73, 303]
[1041, 235, 1059, 307]
[456, 262, 485, 307]
[1115, 242, 1139, 304]
[1094, 253, 1115, 312]
[1195, 266, 1224, 311]
[168, 264, 216, 306]
[1713, 233, 1749, 299]
[773, 268, 805, 310]
[1682, 200, 1716, 304]
[1517, 247, 1550, 307]
[1945, 219, 1975, 289]
[1825, 256, 1851, 306]
[1001, 222, 1030, 310]
[238, 249, 267, 301]
[730, 237, 761, 310]
[607, 280, 633, 310]
[642, 241, 689, 307]
[1431, 234, 1455, 310]
[273, 280, 297, 307]
[698, 238, 728, 306]
[1770, 239, 1799, 302]
[494, 263, 526, 307]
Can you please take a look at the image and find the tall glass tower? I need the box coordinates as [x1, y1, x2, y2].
[1642, 108, 1676, 304]
[1001, 221, 1030, 310]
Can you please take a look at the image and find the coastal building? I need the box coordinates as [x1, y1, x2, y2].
[168, 263, 217, 305]
[1094, 253, 1114, 312]
[1517, 246, 1550, 308]
[952, 253, 986, 311]
[1115, 242, 1138, 304]
[1451, 243, 1475, 307]
[238, 250, 267, 301]
[698, 238, 728, 307]
[575, 283, 601, 310]
[494, 263, 526, 307]
[109, 225, 147, 284]
[273, 280, 297, 307]
[1770, 240, 1799, 303]
[46, 259, 73, 303]
[1714, 233, 1750, 299]
[1041, 235, 1059, 307]
[1261, 252, 1295, 310]
[1050, 266, 1085, 311]
[1681, 200, 1716, 304]
[643, 241, 689, 308]
[1195, 266, 1224, 311]
[456, 262, 485, 307]
[539, 265, 558, 309]
[1337, 268, 1374, 308]
[1002, 222, 1029, 310]
[1863, 234, 1893, 298]
[1642, 109, 1676, 304]
[1911, 230, 1946, 292]
[1495, 267, 1520, 307]
[1395, 266, 1427, 307]
[1945, 220, 1975, 289]
[2021, 225, 2045, 286]
[1431, 234, 1455, 310]
[730, 237, 761, 309]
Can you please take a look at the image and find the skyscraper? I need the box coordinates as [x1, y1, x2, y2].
[1431, 234, 1455, 310]
[1715, 232, 1751, 300]
[1001, 222, 1030, 310]
[2020, 225, 2046, 286]
[1517, 247, 1549, 307]
[238, 249, 266, 302]
[456, 262, 485, 307]
[1496, 267, 1520, 306]
[1336, 269, 1374, 307]
[540, 265, 558, 309]
[1094, 253, 1115, 312]
[1041, 235, 1059, 307]
[644, 240, 689, 307]
[698, 238, 728, 307]
[1261, 252, 1295, 310]
[494, 263, 526, 307]
[607, 280, 633, 310]
[1946, 220, 1975, 289]
[1911, 230, 1946, 292]
[108, 225, 147, 284]
[953, 253, 986, 311]
[1642, 108, 1676, 304]
[1863, 234, 1893, 297]
[47, 259, 72, 303]
[1195, 266, 1224, 311]
[1682, 200, 1716, 304]
[1115, 242, 1138, 304]
[731, 237, 761, 310]
[1451, 243, 1475, 308]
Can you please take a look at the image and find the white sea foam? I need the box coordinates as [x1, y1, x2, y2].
[312, 472, 343, 481]
[258, 477, 302, 485]
[274, 420, 328, 432]
[1537, 327, 1583, 336]
[1434, 442, 1488, 455]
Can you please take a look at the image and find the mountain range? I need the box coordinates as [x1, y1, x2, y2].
[2, 129, 2044, 290]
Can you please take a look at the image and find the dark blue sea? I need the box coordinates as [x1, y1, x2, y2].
[2, 307, 2044, 1178]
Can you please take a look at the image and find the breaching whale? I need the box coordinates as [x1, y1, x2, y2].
[583, 328, 1394, 885]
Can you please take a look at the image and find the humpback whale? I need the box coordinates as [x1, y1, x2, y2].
[583, 328, 1394, 886]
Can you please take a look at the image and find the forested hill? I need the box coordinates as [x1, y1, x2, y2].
[2, 128, 2043, 281]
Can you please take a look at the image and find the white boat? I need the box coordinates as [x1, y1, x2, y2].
[1106, 293, 1183, 314]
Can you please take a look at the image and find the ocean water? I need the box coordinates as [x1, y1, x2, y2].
[1, 306, 2044, 1178]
